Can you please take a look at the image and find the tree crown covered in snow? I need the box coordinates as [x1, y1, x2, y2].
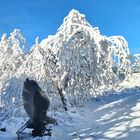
[0, 9, 133, 119]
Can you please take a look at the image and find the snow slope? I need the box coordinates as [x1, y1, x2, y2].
[0, 74, 140, 140]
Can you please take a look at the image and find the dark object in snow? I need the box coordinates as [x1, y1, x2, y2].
[16, 78, 57, 138]
[0, 128, 6, 132]
[17, 129, 52, 140]
[57, 87, 68, 111]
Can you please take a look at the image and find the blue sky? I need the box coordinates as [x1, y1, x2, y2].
[0, 0, 140, 54]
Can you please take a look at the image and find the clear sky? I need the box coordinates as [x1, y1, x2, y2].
[0, 0, 140, 54]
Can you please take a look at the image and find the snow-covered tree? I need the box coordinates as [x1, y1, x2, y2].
[130, 54, 140, 73]
[0, 10, 132, 118]
[1, 42, 62, 117]
[108, 36, 131, 80]
[39, 9, 131, 105]
[0, 29, 26, 106]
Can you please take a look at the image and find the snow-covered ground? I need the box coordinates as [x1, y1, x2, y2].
[0, 73, 140, 140]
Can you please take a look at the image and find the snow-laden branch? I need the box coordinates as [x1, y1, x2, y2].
[0, 10, 132, 120]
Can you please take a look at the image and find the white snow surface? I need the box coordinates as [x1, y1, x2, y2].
[0, 73, 140, 140]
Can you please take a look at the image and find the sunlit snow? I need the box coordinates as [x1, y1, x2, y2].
[0, 9, 140, 140]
